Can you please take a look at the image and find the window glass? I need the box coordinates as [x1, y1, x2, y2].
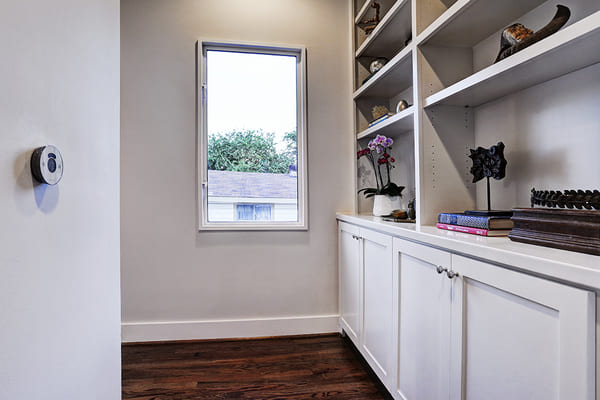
[199, 42, 307, 230]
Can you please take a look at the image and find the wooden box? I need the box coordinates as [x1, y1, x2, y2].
[509, 208, 600, 256]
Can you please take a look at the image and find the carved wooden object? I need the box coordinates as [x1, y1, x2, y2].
[495, 5, 570, 63]
[358, 2, 381, 35]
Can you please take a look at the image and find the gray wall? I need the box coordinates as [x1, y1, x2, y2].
[474, 62, 600, 210]
[121, 0, 354, 340]
[0, 1, 121, 399]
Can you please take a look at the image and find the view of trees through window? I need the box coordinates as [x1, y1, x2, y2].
[204, 49, 300, 223]
[208, 130, 296, 174]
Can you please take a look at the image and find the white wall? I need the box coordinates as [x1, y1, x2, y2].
[0, 1, 121, 399]
[121, 0, 354, 341]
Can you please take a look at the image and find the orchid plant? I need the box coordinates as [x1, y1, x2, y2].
[357, 134, 405, 198]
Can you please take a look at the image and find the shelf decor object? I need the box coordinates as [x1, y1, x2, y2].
[357, 134, 405, 216]
[369, 57, 388, 73]
[362, 57, 389, 85]
[395, 99, 409, 112]
[530, 188, 600, 210]
[371, 105, 390, 119]
[495, 5, 571, 63]
[467, 141, 509, 216]
[357, 1, 380, 35]
[509, 208, 600, 256]
[407, 198, 415, 220]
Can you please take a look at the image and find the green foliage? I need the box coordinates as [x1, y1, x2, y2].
[208, 130, 296, 174]
[283, 130, 297, 155]
[358, 183, 404, 198]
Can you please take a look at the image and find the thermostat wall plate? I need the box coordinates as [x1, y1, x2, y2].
[31, 145, 63, 185]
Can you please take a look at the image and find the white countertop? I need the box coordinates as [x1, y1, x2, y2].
[337, 213, 600, 290]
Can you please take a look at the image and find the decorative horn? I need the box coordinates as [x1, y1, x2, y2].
[495, 5, 571, 63]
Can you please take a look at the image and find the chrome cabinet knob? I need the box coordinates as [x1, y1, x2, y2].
[436, 265, 446, 274]
[446, 270, 458, 279]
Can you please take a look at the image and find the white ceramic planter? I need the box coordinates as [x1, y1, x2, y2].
[372, 195, 401, 216]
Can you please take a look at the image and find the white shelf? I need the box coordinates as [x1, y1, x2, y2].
[354, 45, 413, 100]
[355, 0, 411, 59]
[424, 11, 600, 108]
[357, 106, 414, 140]
[417, 0, 546, 47]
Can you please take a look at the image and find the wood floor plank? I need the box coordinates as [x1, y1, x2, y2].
[122, 334, 389, 399]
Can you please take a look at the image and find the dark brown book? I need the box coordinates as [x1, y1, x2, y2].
[509, 208, 600, 256]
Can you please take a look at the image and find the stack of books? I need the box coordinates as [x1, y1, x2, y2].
[436, 212, 513, 237]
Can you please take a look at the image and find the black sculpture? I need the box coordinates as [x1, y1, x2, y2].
[495, 5, 570, 63]
[468, 142, 508, 214]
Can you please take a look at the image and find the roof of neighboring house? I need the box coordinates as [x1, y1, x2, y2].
[207, 170, 297, 199]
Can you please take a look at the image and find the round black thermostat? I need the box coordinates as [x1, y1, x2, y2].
[31, 145, 63, 185]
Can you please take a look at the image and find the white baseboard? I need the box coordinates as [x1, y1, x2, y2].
[122, 314, 340, 343]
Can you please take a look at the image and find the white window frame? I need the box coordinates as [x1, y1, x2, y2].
[197, 40, 308, 231]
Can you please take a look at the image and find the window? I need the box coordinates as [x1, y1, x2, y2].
[197, 41, 307, 230]
[236, 204, 272, 221]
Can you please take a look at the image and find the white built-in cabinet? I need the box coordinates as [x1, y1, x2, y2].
[339, 222, 362, 345]
[339, 222, 597, 399]
[394, 239, 452, 400]
[361, 227, 395, 389]
[339, 221, 397, 390]
[394, 237, 595, 400]
[346, 0, 600, 396]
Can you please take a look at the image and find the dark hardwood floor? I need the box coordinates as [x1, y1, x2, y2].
[122, 333, 390, 399]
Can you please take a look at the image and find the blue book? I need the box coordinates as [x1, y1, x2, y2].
[368, 113, 393, 127]
[437, 212, 513, 230]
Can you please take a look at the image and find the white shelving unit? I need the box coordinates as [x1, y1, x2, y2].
[351, 0, 600, 225]
[352, 0, 416, 215]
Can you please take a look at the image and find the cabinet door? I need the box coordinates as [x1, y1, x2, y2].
[394, 238, 453, 400]
[338, 222, 362, 346]
[361, 228, 394, 389]
[450, 254, 596, 400]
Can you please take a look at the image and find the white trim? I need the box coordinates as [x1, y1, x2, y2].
[121, 315, 339, 343]
[197, 40, 308, 231]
